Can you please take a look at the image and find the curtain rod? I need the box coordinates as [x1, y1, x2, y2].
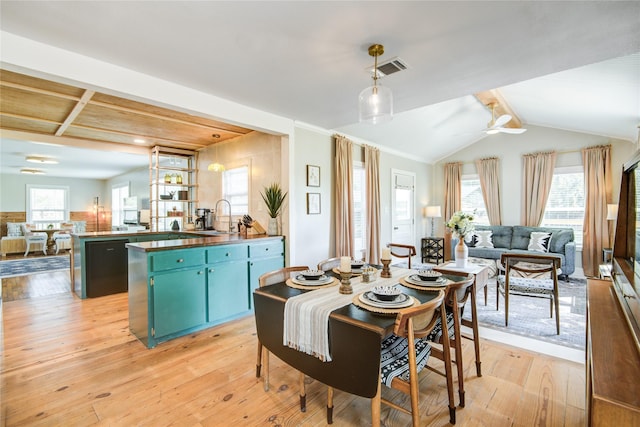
[452, 147, 585, 165]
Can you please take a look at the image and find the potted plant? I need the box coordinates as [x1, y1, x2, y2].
[261, 183, 287, 235]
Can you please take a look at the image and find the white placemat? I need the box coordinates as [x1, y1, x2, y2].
[283, 267, 410, 361]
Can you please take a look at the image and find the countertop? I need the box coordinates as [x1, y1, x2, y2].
[71, 230, 283, 253]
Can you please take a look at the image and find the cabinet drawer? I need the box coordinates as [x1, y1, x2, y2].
[150, 249, 205, 272]
[249, 240, 284, 258]
[207, 244, 248, 263]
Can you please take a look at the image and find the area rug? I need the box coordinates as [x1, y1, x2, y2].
[0, 256, 70, 278]
[463, 276, 586, 350]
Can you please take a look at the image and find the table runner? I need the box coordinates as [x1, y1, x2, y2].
[283, 268, 410, 362]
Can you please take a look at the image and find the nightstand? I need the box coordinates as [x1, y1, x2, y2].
[421, 237, 444, 265]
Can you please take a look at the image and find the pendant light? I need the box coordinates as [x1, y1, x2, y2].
[359, 44, 393, 124]
[207, 135, 225, 172]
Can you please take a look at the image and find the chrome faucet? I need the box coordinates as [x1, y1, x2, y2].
[214, 199, 233, 232]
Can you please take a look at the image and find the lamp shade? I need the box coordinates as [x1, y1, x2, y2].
[607, 204, 618, 221]
[358, 84, 393, 124]
[425, 205, 442, 218]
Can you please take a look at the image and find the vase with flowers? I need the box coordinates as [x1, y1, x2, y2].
[445, 211, 475, 267]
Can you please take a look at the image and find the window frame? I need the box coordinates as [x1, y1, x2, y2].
[222, 164, 250, 216]
[26, 184, 70, 225]
[461, 174, 490, 225]
[353, 161, 367, 258]
[540, 165, 585, 248]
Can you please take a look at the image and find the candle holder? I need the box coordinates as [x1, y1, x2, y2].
[381, 259, 392, 278]
[339, 271, 353, 294]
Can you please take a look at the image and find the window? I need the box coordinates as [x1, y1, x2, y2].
[541, 167, 585, 246]
[461, 175, 489, 225]
[353, 162, 367, 256]
[111, 183, 130, 227]
[26, 185, 69, 224]
[222, 166, 249, 216]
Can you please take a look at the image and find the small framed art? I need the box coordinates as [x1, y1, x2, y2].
[307, 165, 320, 187]
[307, 192, 321, 215]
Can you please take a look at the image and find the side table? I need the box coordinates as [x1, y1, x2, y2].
[421, 237, 444, 265]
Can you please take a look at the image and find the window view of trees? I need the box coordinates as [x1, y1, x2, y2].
[461, 177, 489, 225]
[541, 170, 585, 246]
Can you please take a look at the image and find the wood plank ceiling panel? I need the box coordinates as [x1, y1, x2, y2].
[0, 69, 253, 151]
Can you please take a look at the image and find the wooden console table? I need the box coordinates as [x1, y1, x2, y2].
[421, 237, 444, 265]
[586, 279, 640, 425]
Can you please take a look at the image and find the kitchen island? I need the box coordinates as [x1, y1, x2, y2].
[126, 233, 284, 348]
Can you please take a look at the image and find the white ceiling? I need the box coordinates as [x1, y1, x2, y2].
[1, 1, 639, 178]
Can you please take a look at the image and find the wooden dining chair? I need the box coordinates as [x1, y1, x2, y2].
[327, 290, 457, 426]
[256, 266, 310, 409]
[425, 273, 475, 408]
[317, 257, 341, 271]
[388, 243, 417, 268]
[497, 253, 561, 334]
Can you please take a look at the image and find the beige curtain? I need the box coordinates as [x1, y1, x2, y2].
[521, 151, 557, 226]
[443, 162, 462, 260]
[334, 135, 354, 257]
[444, 162, 462, 221]
[476, 157, 502, 225]
[582, 144, 612, 277]
[364, 145, 381, 264]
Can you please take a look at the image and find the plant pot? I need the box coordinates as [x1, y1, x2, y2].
[267, 217, 278, 235]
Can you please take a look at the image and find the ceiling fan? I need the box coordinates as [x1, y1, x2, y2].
[483, 103, 527, 135]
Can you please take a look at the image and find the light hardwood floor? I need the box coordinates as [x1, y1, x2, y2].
[0, 271, 585, 426]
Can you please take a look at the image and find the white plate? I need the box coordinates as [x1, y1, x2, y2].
[404, 274, 447, 287]
[359, 291, 414, 308]
[291, 275, 333, 286]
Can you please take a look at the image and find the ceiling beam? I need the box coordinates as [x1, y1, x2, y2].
[474, 89, 523, 129]
[56, 89, 95, 136]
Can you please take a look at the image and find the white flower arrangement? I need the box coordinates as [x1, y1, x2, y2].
[445, 211, 475, 239]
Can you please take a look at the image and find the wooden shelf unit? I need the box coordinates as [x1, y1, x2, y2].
[149, 146, 198, 232]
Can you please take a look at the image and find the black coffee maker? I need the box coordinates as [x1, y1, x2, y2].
[195, 208, 213, 230]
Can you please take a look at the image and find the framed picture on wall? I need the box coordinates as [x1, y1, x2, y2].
[307, 165, 320, 187]
[307, 192, 321, 215]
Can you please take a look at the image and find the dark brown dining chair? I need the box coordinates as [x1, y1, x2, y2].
[256, 266, 310, 409]
[388, 243, 417, 268]
[327, 290, 457, 426]
[425, 273, 475, 408]
[497, 253, 561, 334]
[317, 257, 341, 271]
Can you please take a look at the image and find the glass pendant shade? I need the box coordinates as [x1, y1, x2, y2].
[208, 162, 225, 172]
[359, 84, 393, 124]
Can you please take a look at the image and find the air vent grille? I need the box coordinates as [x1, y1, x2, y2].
[367, 57, 409, 78]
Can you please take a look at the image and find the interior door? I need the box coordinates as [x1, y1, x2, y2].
[391, 170, 415, 245]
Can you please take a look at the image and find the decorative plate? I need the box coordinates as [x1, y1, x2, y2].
[404, 274, 448, 287]
[291, 275, 333, 286]
[359, 291, 414, 308]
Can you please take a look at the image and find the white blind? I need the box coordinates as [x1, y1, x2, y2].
[541, 168, 585, 246]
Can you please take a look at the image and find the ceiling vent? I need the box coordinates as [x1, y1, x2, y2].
[366, 57, 409, 78]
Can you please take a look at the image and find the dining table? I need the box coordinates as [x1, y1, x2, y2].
[252, 267, 471, 424]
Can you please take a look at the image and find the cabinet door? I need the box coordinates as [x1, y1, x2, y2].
[249, 257, 285, 306]
[153, 268, 206, 338]
[207, 260, 249, 322]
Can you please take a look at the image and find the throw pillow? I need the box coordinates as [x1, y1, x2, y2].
[474, 230, 494, 248]
[528, 231, 552, 253]
[465, 233, 478, 247]
[6, 222, 23, 237]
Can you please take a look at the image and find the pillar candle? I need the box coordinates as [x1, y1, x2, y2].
[381, 248, 391, 260]
[340, 256, 351, 272]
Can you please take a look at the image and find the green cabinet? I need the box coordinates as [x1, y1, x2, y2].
[153, 268, 206, 338]
[248, 240, 285, 308]
[128, 237, 284, 348]
[207, 260, 249, 322]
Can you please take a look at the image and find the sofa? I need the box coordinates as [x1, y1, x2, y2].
[1, 221, 86, 256]
[451, 225, 576, 278]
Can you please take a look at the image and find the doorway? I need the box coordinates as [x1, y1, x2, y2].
[391, 169, 416, 246]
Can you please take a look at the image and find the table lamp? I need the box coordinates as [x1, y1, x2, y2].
[424, 205, 442, 237]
